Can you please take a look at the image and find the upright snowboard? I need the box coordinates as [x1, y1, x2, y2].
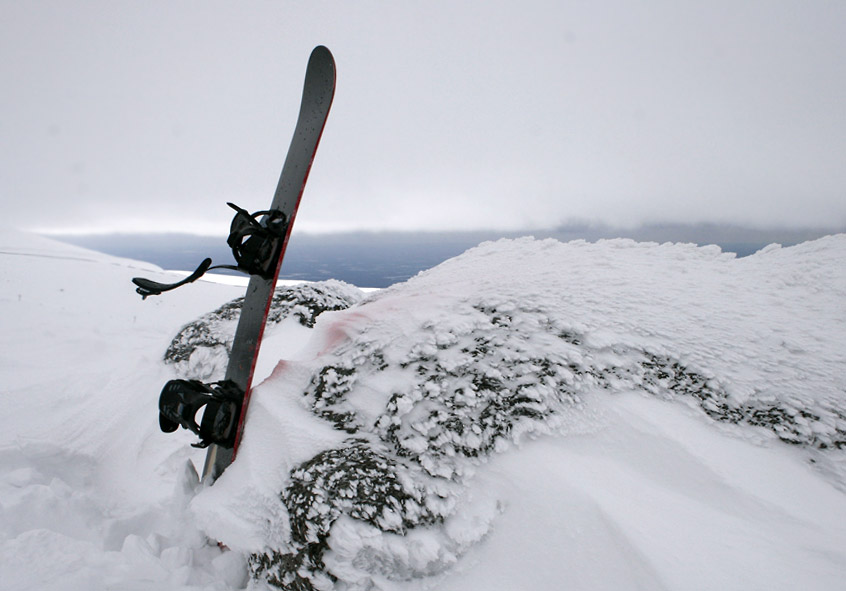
[137, 46, 336, 483]
[204, 45, 335, 481]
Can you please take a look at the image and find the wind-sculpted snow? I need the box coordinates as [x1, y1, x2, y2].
[305, 302, 588, 474]
[239, 237, 846, 590]
[163, 280, 364, 380]
[4, 230, 846, 591]
[639, 352, 846, 450]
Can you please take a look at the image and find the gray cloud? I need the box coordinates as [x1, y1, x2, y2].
[2, 1, 845, 234]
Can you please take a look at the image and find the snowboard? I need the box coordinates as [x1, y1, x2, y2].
[138, 46, 336, 483]
[204, 46, 336, 481]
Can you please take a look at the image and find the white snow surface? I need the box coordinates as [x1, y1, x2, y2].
[1, 229, 846, 590]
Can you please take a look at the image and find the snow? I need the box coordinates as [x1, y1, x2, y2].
[1, 228, 845, 590]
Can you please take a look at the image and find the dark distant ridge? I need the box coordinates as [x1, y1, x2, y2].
[48, 224, 843, 288]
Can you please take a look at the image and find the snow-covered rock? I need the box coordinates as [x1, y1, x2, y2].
[199, 235, 846, 590]
[164, 280, 364, 381]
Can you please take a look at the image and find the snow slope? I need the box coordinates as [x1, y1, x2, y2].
[1, 230, 845, 590]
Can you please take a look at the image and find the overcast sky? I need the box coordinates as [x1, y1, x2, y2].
[2, 1, 845, 235]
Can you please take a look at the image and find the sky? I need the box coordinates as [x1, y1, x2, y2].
[2, 0, 845, 235]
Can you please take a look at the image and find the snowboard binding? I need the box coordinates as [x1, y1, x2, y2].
[225, 202, 288, 279]
[132, 202, 289, 299]
[158, 379, 245, 448]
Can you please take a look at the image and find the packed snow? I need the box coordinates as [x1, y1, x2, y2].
[1, 229, 845, 590]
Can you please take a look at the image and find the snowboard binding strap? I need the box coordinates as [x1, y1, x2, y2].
[132, 202, 289, 298]
[132, 258, 214, 299]
[158, 379, 245, 448]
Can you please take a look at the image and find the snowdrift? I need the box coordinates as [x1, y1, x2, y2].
[2, 230, 846, 590]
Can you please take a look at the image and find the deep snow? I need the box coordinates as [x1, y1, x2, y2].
[1, 229, 845, 590]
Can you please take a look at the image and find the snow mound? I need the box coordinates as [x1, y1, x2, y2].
[164, 280, 364, 380]
[195, 236, 846, 590]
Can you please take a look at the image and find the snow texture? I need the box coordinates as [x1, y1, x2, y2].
[2, 229, 846, 591]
